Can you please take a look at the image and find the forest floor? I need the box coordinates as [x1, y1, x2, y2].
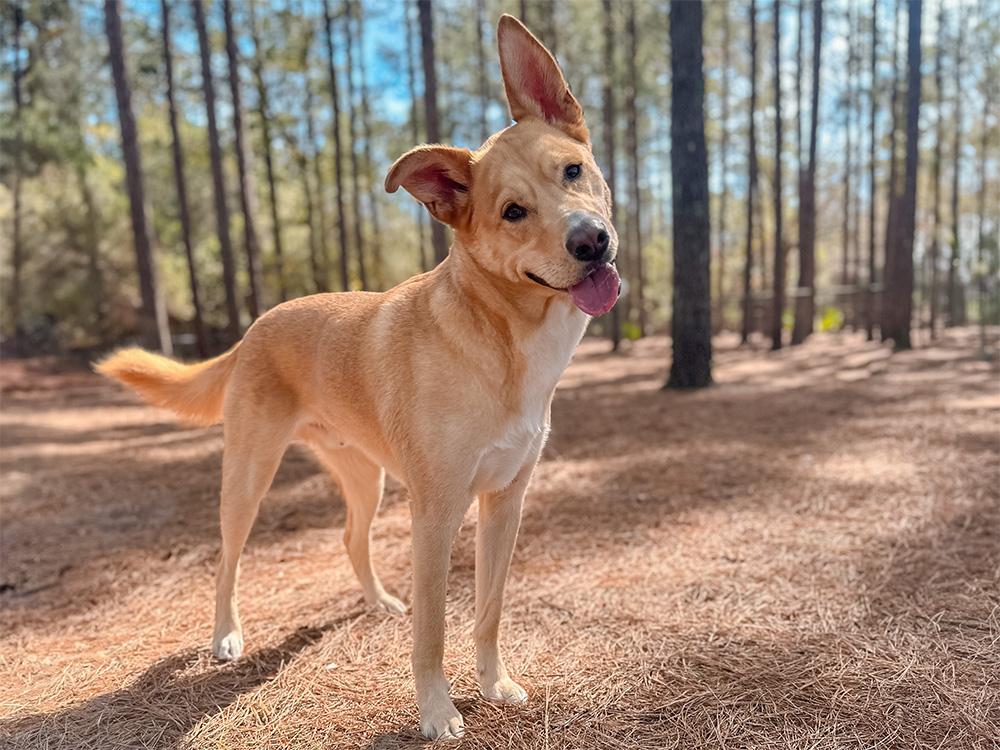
[1, 328, 998, 749]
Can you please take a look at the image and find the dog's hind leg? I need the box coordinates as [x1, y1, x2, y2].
[310, 444, 406, 614]
[212, 403, 296, 661]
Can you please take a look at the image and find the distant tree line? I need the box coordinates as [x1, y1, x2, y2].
[1, 0, 997, 385]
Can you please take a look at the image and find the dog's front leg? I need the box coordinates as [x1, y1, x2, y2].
[410, 489, 473, 740]
[475, 459, 535, 705]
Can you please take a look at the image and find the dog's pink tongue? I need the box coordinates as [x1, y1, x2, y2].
[568, 263, 620, 316]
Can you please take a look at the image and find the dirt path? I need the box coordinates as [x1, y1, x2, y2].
[2, 330, 998, 749]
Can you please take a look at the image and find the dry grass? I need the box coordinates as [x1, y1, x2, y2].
[1, 328, 998, 749]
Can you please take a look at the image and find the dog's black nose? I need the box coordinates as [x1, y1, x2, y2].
[565, 216, 611, 263]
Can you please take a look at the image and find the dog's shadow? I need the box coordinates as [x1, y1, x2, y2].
[0, 612, 364, 749]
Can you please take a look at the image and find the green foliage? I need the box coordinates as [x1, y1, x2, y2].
[620, 321, 642, 342]
[819, 306, 845, 332]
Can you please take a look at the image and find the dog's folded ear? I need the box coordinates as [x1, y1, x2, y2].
[496, 14, 588, 143]
[385, 145, 474, 228]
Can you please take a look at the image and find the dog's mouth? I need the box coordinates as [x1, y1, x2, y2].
[525, 261, 620, 317]
[526, 271, 561, 290]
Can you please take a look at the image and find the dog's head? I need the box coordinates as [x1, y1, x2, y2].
[385, 15, 619, 317]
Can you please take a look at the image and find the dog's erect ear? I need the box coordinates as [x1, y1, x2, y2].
[496, 14, 588, 142]
[385, 145, 474, 227]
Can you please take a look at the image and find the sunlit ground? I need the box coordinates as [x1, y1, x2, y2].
[1, 328, 998, 749]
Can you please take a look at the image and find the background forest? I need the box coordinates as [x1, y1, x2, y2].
[1, 0, 998, 364]
[3, 4, 1000, 748]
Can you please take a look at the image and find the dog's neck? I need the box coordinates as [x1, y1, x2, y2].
[440, 241, 574, 333]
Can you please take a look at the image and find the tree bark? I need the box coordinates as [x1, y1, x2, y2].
[248, 0, 287, 303]
[601, 0, 621, 351]
[302, 35, 331, 292]
[880, 0, 903, 340]
[192, 0, 240, 343]
[223, 0, 263, 318]
[162, 0, 207, 356]
[716, 1, 731, 333]
[405, 0, 428, 272]
[866, 0, 879, 340]
[770, 0, 785, 351]
[281, 122, 324, 295]
[882, 0, 922, 350]
[105, 0, 172, 354]
[353, 0, 384, 289]
[976, 29, 992, 352]
[947, 5, 964, 327]
[342, 3, 368, 290]
[842, 6, 854, 290]
[625, 1, 645, 336]
[667, 0, 712, 389]
[792, 0, 821, 345]
[322, 0, 352, 291]
[741, 0, 760, 345]
[928, 0, 944, 337]
[850, 7, 864, 327]
[418, 0, 448, 264]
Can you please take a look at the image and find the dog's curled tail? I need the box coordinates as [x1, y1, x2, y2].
[95, 345, 240, 426]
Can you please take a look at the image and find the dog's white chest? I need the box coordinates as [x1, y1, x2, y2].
[473, 303, 587, 493]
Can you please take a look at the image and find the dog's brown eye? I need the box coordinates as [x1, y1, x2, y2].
[502, 203, 527, 222]
[564, 164, 582, 181]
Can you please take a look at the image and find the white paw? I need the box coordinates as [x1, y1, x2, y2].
[369, 591, 407, 615]
[212, 630, 243, 661]
[419, 697, 464, 740]
[480, 676, 528, 704]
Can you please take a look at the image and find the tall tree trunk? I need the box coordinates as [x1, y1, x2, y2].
[10, 2, 25, 353]
[880, 0, 903, 340]
[842, 7, 854, 290]
[850, 8, 864, 329]
[770, 0, 785, 351]
[601, 0, 621, 351]
[162, 0, 207, 356]
[248, 0, 287, 303]
[322, 0, 352, 291]
[882, 0, 922, 350]
[418, 0, 448, 264]
[76, 164, 107, 345]
[282, 123, 324, 294]
[928, 0, 945, 337]
[795, 0, 804, 171]
[405, 0, 428, 272]
[741, 0, 760, 345]
[105, 0, 172, 354]
[716, 2, 731, 333]
[223, 0, 263, 318]
[192, 0, 240, 343]
[303, 40, 331, 292]
[476, 0, 490, 142]
[624, 1, 645, 336]
[342, 4, 368, 290]
[667, 0, 712, 389]
[793, 0, 822, 345]
[976, 32, 992, 353]
[866, 0, 879, 340]
[947, 6, 964, 327]
[353, 0, 384, 289]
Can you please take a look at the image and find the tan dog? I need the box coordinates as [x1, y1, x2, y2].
[97, 15, 618, 740]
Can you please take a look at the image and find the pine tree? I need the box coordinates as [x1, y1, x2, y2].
[161, 0, 207, 355]
[105, 0, 172, 354]
[192, 0, 240, 342]
[667, 0, 712, 388]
